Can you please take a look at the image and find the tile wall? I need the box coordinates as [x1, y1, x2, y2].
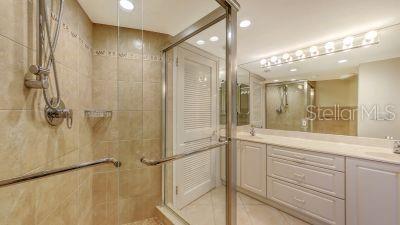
[0, 0, 167, 224]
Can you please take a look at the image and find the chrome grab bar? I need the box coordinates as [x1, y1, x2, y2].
[0, 158, 121, 188]
[141, 141, 228, 166]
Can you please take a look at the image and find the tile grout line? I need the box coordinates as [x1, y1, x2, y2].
[238, 194, 254, 225]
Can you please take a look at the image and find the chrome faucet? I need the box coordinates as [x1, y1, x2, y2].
[250, 125, 256, 136]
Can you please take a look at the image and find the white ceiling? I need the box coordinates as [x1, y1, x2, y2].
[78, 0, 400, 78]
[77, 0, 219, 35]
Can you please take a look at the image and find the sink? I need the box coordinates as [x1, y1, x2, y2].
[365, 152, 400, 160]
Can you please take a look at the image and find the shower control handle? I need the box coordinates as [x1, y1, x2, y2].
[44, 99, 73, 129]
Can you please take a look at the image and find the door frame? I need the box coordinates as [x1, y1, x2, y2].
[161, 1, 239, 225]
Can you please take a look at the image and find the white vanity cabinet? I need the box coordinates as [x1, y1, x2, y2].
[239, 141, 267, 197]
[233, 139, 400, 225]
[267, 145, 345, 225]
[346, 158, 400, 225]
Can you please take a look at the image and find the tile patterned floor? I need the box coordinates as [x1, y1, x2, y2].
[178, 186, 310, 225]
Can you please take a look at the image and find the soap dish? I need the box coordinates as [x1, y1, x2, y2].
[85, 110, 113, 118]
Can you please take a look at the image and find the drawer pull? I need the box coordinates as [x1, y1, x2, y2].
[293, 173, 305, 181]
[293, 197, 306, 204]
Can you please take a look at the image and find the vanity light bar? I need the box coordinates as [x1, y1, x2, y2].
[260, 30, 380, 69]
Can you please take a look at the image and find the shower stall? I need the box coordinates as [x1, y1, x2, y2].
[0, 0, 239, 224]
[265, 80, 315, 132]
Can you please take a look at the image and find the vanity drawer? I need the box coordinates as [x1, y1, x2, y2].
[267, 145, 345, 171]
[267, 157, 345, 198]
[267, 177, 345, 225]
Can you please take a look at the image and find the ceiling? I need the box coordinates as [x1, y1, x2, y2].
[77, 0, 219, 35]
[78, 0, 400, 78]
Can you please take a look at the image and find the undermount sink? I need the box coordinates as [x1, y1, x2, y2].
[364, 152, 400, 160]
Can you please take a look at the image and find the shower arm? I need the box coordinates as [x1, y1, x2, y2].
[25, 0, 72, 129]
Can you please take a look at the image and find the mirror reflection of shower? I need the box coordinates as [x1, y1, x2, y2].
[266, 80, 315, 132]
[25, 0, 73, 128]
[276, 84, 288, 114]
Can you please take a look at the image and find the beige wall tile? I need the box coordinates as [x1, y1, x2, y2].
[117, 111, 143, 140]
[92, 80, 118, 110]
[0, 35, 35, 110]
[143, 61, 162, 83]
[118, 81, 143, 110]
[93, 55, 118, 80]
[118, 58, 142, 82]
[0, 1, 167, 224]
[143, 111, 161, 139]
[118, 195, 160, 224]
[0, 183, 36, 225]
[119, 168, 161, 199]
[118, 140, 142, 170]
[143, 83, 161, 111]
[37, 191, 78, 225]
[0, 0, 36, 48]
[93, 24, 117, 51]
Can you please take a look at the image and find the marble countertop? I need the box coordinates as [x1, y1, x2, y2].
[235, 132, 400, 165]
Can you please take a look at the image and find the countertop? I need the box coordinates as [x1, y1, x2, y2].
[235, 132, 400, 165]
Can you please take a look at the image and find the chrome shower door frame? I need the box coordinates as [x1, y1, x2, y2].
[161, 1, 239, 225]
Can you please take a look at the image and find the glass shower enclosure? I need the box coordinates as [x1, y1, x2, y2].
[265, 80, 315, 132]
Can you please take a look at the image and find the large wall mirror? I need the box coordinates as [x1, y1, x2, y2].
[240, 25, 400, 139]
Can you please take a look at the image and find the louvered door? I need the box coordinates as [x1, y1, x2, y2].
[175, 47, 218, 209]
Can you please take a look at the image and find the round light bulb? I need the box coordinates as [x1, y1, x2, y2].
[260, 58, 267, 66]
[119, 0, 134, 11]
[270, 56, 278, 63]
[343, 36, 354, 49]
[363, 30, 378, 45]
[325, 42, 335, 53]
[309, 46, 319, 56]
[295, 50, 305, 59]
[282, 53, 290, 60]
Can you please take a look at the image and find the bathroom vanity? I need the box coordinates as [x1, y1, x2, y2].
[232, 131, 400, 225]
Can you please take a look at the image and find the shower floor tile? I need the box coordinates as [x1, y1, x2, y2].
[179, 186, 310, 225]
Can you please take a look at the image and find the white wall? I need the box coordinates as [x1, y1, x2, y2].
[358, 57, 400, 139]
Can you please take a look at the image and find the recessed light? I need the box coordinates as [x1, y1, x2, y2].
[273, 79, 279, 82]
[291, 78, 297, 81]
[240, 20, 251, 28]
[338, 59, 348, 64]
[119, 0, 134, 11]
[290, 68, 298, 72]
[209, 36, 219, 42]
[196, 40, 205, 45]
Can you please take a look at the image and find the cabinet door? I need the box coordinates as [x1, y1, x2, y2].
[240, 141, 267, 197]
[346, 158, 400, 225]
